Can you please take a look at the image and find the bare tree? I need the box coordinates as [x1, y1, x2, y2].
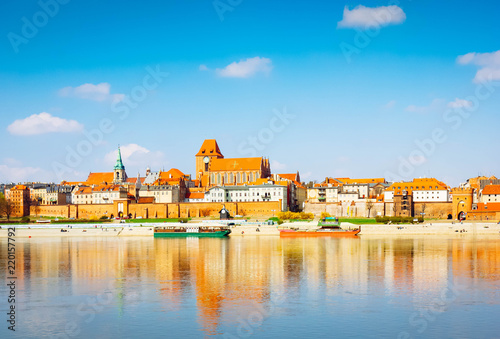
[31, 198, 41, 218]
[0, 198, 15, 221]
[366, 200, 374, 218]
[420, 203, 427, 219]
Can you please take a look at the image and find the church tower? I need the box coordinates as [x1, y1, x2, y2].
[195, 139, 224, 180]
[113, 146, 127, 183]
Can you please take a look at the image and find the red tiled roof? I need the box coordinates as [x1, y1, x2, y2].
[476, 202, 500, 212]
[210, 157, 263, 171]
[138, 197, 155, 204]
[86, 172, 114, 185]
[196, 139, 223, 157]
[159, 168, 185, 179]
[482, 185, 500, 195]
[186, 192, 205, 199]
[336, 178, 386, 184]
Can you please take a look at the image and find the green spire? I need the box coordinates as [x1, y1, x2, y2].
[114, 146, 125, 170]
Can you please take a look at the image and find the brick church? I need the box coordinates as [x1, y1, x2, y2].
[195, 139, 271, 187]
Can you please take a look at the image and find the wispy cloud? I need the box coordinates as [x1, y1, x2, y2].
[383, 100, 396, 109]
[405, 99, 444, 114]
[0, 163, 50, 183]
[447, 98, 472, 108]
[59, 82, 125, 103]
[104, 144, 167, 169]
[457, 50, 500, 83]
[337, 5, 406, 29]
[7, 112, 84, 136]
[199, 64, 209, 71]
[271, 160, 287, 171]
[216, 57, 273, 78]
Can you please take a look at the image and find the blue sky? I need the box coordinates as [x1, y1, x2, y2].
[0, 0, 499, 186]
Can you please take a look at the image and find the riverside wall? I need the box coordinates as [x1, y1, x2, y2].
[30, 201, 282, 220]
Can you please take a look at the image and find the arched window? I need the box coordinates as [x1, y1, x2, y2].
[230, 173, 234, 183]
[237, 173, 241, 183]
[211, 173, 215, 184]
[243, 173, 247, 182]
[249, 172, 253, 182]
[217, 173, 221, 184]
[224, 173, 227, 184]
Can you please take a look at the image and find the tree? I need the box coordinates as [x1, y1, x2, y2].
[366, 200, 374, 218]
[420, 203, 427, 219]
[31, 198, 41, 218]
[0, 197, 15, 221]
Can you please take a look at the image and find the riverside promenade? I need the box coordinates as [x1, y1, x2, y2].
[1, 221, 499, 237]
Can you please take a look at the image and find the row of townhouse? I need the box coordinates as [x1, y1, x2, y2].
[307, 178, 390, 203]
[184, 180, 289, 211]
[72, 185, 129, 204]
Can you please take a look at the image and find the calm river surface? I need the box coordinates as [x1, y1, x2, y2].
[1, 235, 499, 338]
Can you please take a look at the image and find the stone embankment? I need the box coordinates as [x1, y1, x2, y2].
[358, 222, 500, 235]
[0, 225, 154, 237]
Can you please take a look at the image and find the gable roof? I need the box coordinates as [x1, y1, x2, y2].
[210, 157, 263, 171]
[86, 172, 114, 185]
[196, 139, 223, 157]
[186, 192, 205, 199]
[482, 185, 500, 195]
[336, 178, 387, 184]
[159, 168, 185, 180]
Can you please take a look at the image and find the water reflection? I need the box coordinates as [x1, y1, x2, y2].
[1, 235, 499, 337]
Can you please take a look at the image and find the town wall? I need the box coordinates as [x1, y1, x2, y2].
[413, 202, 452, 219]
[31, 201, 281, 219]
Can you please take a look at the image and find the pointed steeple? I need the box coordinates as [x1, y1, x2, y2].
[114, 145, 125, 170]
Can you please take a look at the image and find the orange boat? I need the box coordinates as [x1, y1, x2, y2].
[279, 217, 360, 237]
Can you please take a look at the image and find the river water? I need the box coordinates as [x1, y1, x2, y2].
[1, 235, 499, 338]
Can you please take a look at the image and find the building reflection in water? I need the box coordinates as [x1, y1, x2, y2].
[2, 235, 499, 336]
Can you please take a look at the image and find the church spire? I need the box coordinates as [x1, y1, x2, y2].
[114, 145, 125, 170]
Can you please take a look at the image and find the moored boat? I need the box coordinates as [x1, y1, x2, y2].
[279, 217, 360, 237]
[154, 225, 231, 238]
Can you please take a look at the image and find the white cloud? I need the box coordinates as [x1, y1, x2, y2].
[59, 82, 125, 103]
[0, 163, 50, 183]
[271, 160, 287, 171]
[199, 64, 209, 71]
[447, 98, 472, 108]
[337, 5, 406, 29]
[216, 57, 272, 78]
[104, 144, 167, 168]
[405, 99, 443, 114]
[457, 50, 500, 83]
[7, 112, 84, 136]
[301, 171, 312, 180]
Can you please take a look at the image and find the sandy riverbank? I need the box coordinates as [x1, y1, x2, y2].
[0, 226, 154, 237]
[2, 221, 499, 237]
[358, 222, 500, 235]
